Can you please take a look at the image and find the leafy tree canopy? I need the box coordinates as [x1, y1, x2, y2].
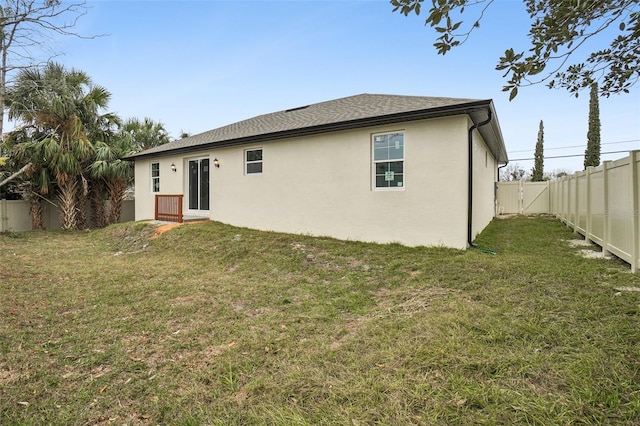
[391, 0, 640, 99]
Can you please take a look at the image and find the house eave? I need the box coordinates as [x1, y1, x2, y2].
[468, 102, 509, 164]
[125, 99, 504, 162]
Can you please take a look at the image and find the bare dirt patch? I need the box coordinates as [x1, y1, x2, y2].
[578, 249, 611, 259]
[496, 213, 520, 219]
[0, 368, 21, 386]
[151, 222, 182, 238]
[149, 220, 210, 239]
[567, 239, 612, 260]
[567, 239, 596, 247]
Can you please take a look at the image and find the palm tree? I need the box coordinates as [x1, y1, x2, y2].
[90, 132, 136, 226]
[84, 109, 121, 228]
[123, 117, 171, 152]
[5, 62, 112, 230]
[87, 116, 169, 226]
[4, 130, 54, 230]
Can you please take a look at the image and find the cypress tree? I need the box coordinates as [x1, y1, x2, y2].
[532, 120, 544, 181]
[584, 82, 601, 169]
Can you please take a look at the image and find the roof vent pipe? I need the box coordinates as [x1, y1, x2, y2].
[468, 109, 493, 248]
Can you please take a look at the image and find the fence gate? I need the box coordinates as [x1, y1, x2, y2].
[496, 181, 550, 214]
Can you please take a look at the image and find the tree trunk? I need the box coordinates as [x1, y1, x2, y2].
[107, 179, 126, 225]
[90, 179, 106, 228]
[58, 179, 78, 230]
[0, 38, 7, 143]
[75, 184, 88, 230]
[28, 191, 44, 230]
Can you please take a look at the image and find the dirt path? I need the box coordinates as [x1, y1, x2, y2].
[150, 220, 209, 239]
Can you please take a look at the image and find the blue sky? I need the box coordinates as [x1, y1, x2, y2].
[49, 0, 640, 174]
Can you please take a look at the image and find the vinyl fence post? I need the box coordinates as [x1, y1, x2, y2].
[546, 180, 551, 215]
[585, 167, 592, 242]
[558, 178, 564, 222]
[0, 199, 6, 232]
[566, 176, 571, 224]
[573, 174, 579, 234]
[560, 178, 565, 218]
[602, 161, 611, 257]
[519, 179, 524, 214]
[630, 151, 639, 274]
[564, 178, 568, 218]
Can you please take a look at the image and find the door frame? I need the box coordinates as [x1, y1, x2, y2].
[184, 156, 211, 216]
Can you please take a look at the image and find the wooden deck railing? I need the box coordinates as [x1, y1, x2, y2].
[155, 194, 183, 223]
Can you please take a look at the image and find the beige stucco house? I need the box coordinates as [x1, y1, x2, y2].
[127, 94, 508, 249]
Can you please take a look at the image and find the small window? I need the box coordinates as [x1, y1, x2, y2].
[245, 149, 263, 174]
[372, 132, 404, 189]
[151, 162, 160, 192]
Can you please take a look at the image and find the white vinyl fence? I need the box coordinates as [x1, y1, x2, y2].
[549, 151, 639, 273]
[497, 150, 639, 273]
[0, 199, 135, 232]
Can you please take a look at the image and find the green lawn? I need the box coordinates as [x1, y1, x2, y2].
[1, 216, 639, 425]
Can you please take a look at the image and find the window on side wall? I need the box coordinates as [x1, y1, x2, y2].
[151, 162, 160, 192]
[245, 148, 263, 174]
[372, 132, 404, 189]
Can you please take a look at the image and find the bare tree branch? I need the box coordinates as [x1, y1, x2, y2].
[0, 160, 30, 187]
[1, 0, 99, 138]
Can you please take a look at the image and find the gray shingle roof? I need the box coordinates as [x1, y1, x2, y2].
[128, 93, 507, 162]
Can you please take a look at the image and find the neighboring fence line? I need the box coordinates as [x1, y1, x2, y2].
[0, 199, 135, 232]
[497, 150, 639, 273]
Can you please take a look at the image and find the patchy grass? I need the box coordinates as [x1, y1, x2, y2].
[1, 216, 639, 425]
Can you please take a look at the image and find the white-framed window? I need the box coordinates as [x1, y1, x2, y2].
[372, 132, 404, 189]
[245, 148, 263, 174]
[151, 162, 160, 192]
